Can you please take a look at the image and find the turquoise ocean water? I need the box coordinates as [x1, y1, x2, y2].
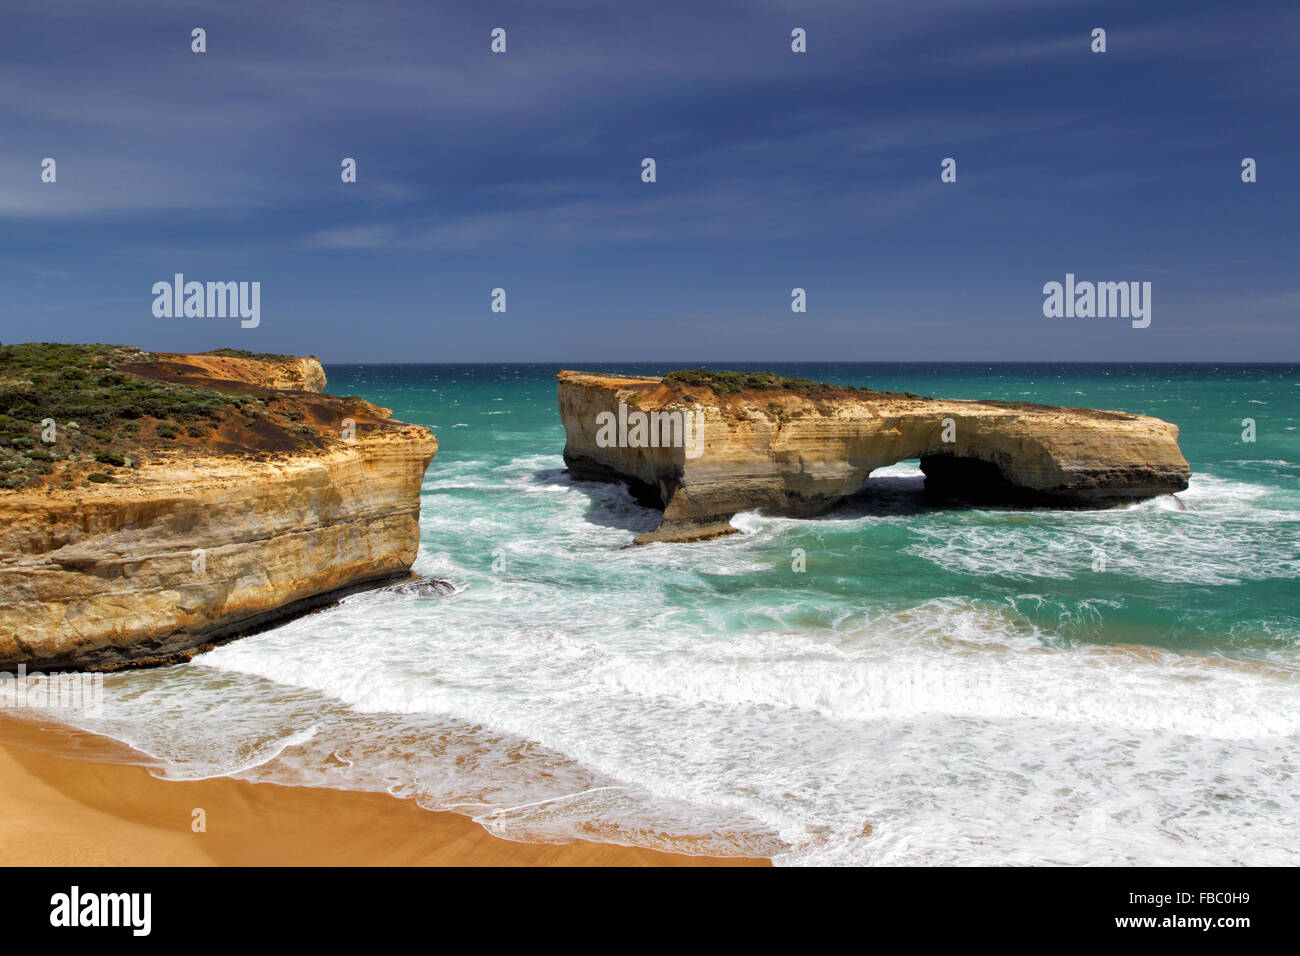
[25, 363, 1300, 864]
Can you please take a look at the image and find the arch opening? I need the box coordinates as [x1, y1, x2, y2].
[919, 453, 1028, 504]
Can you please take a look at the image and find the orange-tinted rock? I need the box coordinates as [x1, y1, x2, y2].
[0, 351, 436, 670]
[557, 371, 1190, 544]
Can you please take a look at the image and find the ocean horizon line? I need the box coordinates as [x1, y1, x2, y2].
[317, 359, 1300, 367]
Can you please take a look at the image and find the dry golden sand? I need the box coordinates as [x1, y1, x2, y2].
[0, 716, 767, 867]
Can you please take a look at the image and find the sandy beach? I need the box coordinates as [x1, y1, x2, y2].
[0, 716, 767, 867]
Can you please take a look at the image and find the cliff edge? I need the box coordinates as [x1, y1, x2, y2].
[558, 370, 1190, 544]
[0, 344, 437, 670]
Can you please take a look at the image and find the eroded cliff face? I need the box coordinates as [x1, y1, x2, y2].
[0, 350, 436, 670]
[558, 371, 1190, 544]
[130, 351, 328, 393]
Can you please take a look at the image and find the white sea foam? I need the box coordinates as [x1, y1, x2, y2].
[905, 474, 1300, 585]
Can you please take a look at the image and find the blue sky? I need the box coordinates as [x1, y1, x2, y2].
[1, 0, 1296, 362]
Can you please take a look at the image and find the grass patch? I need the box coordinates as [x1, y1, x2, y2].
[204, 348, 312, 362]
[661, 369, 927, 400]
[0, 342, 330, 489]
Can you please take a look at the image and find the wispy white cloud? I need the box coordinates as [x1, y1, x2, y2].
[304, 224, 399, 249]
[1, 260, 76, 279]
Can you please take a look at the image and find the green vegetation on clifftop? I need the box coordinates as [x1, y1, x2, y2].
[0, 343, 321, 491]
[662, 369, 927, 400]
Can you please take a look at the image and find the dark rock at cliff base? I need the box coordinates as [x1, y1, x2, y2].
[384, 577, 456, 597]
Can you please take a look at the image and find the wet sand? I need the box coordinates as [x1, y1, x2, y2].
[0, 716, 767, 867]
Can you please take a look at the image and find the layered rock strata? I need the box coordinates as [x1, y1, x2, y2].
[558, 371, 1190, 544]
[0, 348, 436, 670]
